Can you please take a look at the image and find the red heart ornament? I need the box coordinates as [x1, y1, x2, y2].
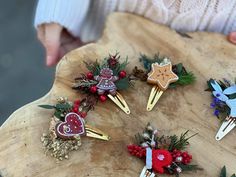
[56, 113, 85, 139]
[152, 149, 173, 174]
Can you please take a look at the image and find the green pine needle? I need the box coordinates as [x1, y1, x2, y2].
[179, 164, 202, 172]
[168, 130, 197, 151]
[171, 71, 196, 87]
[113, 57, 129, 75]
[139, 53, 164, 71]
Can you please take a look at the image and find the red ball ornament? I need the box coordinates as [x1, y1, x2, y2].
[87, 72, 94, 79]
[90, 86, 97, 93]
[99, 95, 107, 102]
[119, 70, 126, 78]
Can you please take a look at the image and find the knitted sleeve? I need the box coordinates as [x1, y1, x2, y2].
[34, 0, 90, 37]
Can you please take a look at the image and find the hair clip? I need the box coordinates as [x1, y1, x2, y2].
[206, 79, 236, 140]
[73, 53, 133, 114]
[132, 54, 196, 111]
[127, 123, 201, 176]
[39, 97, 109, 161]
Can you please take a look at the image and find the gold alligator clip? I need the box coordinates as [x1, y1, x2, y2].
[108, 91, 130, 114]
[85, 124, 110, 141]
[146, 59, 178, 111]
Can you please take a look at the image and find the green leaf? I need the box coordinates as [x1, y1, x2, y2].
[176, 63, 183, 74]
[115, 77, 130, 90]
[54, 111, 62, 119]
[231, 174, 236, 177]
[220, 166, 227, 177]
[38, 105, 55, 109]
[55, 103, 72, 110]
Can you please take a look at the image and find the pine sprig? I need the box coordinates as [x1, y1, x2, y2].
[178, 164, 202, 172]
[139, 53, 164, 71]
[84, 60, 101, 75]
[168, 130, 197, 151]
[73, 74, 98, 88]
[113, 56, 129, 75]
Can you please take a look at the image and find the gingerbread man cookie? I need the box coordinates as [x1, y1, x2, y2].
[94, 68, 118, 95]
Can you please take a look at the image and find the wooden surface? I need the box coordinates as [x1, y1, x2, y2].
[1, 13, 236, 177]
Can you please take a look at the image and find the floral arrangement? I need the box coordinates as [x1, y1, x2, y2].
[206, 78, 236, 120]
[127, 123, 201, 176]
[39, 97, 108, 161]
[132, 54, 196, 88]
[72, 53, 132, 102]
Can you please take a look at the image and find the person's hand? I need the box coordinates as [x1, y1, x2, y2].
[37, 23, 83, 66]
[228, 32, 236, 45]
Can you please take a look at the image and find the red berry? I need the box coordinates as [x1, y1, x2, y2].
[80, 112, 87, 118]
[87, 72, 94, 79]
[74, 100, 80, 106]
[73, 107, 78, 113]
[119, 70, 126, 78]
[90, 86, 97, 93]
[99, 95, 107, 102]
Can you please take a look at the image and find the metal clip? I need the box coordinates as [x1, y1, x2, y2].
[147, 85, 163, 111]
[140, 167, 155, 177]
[215, 117, 236, 140]
[85, 124, 110, 141]
[108, 91, 130, 114]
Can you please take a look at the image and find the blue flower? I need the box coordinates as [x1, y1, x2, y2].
[214, 109, 220, 116]
[210, 103, 216, 108]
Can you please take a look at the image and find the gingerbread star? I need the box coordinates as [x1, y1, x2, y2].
[147, 63, 179, 90]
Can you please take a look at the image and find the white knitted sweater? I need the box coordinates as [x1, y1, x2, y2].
[35, 0, 236, 42]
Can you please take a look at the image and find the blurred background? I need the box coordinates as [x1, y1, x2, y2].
[0, 0, 55, 125]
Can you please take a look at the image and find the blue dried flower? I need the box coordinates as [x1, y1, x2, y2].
[210, 103, 216, 108]
[214, 109, 220, 116]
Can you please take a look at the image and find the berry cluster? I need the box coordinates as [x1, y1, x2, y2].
[171, 149, 192, 165]
[127, 144, 146, 158]
[72, 100, 87, 118]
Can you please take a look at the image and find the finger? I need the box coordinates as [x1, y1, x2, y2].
[44, 23, 63, 66]
[36, 25, 45, 44]
[228, 32, 236, 44]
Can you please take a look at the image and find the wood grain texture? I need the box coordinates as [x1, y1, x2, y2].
[0, 13, 236, 177]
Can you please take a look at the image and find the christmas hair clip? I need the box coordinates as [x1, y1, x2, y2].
[39, 97, 110, 161]
[73, 53, 133, 114]
[133, 54, 196, 111]
[206, 79, 236, 140]
[127, 123, 201, 176]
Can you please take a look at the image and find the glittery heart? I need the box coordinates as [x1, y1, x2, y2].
[56, 113, 85, 139]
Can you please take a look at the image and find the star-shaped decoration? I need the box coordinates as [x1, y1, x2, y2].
[147, 63, 179, 90]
